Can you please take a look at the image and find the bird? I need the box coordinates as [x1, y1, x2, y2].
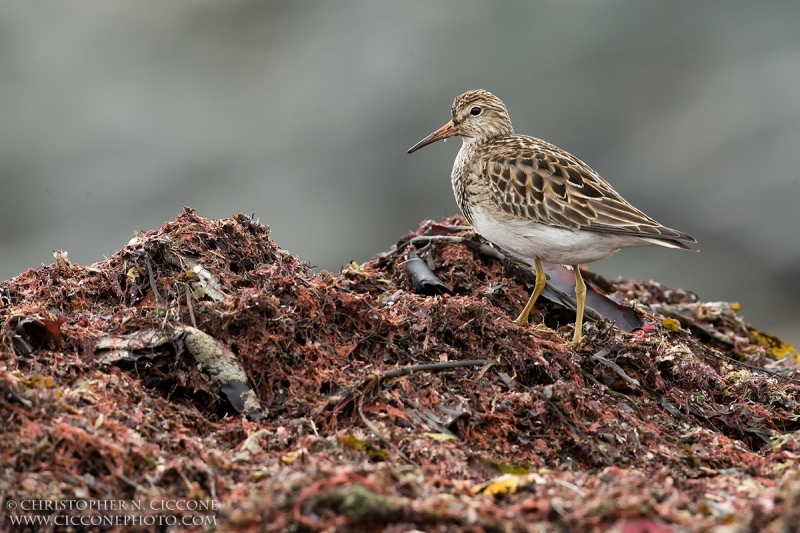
[407, 89, 696, 345]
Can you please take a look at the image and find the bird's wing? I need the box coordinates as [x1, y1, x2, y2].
[481, 137, 696, 244]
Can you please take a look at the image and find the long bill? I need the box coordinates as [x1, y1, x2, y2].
[407, 120, 458, 154]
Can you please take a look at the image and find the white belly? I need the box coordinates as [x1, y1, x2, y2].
[471, 207, 648, 265]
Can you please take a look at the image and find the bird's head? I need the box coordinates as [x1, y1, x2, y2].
[408, 89, 514, 153]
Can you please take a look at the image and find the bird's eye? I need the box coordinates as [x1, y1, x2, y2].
[470, 106, 483, 116]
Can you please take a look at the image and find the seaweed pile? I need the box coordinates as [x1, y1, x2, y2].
[1, 208, 798, 532]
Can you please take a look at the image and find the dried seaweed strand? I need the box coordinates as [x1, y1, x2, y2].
[405, 235, 466, 249]
[382, 359, 494, 380]
[591, 349, 641, 389]
[356, 298, 382, 346]
[143, 252, 164, 304]
[357, 375, 418, 466]
[580, 370, 645, 419]
[184, 284, 197, 328]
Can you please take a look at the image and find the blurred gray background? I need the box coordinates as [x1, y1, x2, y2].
[1, 1, 799, 345]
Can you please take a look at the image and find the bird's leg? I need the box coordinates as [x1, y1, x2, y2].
[571, 265, 586, 345]
[514, 258, 546, 325]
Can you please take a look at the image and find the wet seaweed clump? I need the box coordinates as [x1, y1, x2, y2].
[1, 208, 799, 532]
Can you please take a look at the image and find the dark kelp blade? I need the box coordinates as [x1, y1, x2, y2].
[541, 263, 643, 333]
[406, 249, 453, 296]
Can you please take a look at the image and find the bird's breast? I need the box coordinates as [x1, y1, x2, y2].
[450, 144, 485, 225]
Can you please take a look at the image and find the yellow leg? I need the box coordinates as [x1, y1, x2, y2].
[514, 258, 546, 325]
[571, 265, 586, 345]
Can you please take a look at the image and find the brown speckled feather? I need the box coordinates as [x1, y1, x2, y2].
[479, 137, 695, 245]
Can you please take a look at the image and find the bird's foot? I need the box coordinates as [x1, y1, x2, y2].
[514, 308, 538, 326]
[569, 328, 583, 347]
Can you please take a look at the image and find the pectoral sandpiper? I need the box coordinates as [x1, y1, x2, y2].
[408, 89, 696, 345]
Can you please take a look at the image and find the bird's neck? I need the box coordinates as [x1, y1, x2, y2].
[461, 133, 500, 148]
[452, 139, 480, 224]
